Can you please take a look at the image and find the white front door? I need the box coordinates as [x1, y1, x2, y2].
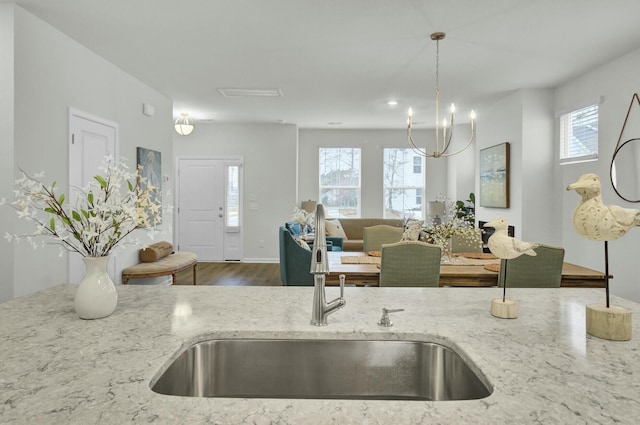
[177, 159, 225, 261]
[68, 109, 118, 282]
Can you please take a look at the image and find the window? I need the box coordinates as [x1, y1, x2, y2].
[225, 164, 240, 229]
[413, 156, 422, 173]
[560, 103, 599, 164]
[383, 148, 425, 219]
[319, 148, 361, 218]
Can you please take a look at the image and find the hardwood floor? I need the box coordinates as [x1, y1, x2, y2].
[174, 262, 282, 286]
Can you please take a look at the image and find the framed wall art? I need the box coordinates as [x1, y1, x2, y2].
[136, 147, 162, 226]
[479, 142, 510, 208]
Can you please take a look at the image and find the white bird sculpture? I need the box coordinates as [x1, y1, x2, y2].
[567, 173, 640, 241]
[483, 217, 538, 259]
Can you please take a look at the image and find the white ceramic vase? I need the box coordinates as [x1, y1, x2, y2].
[74, 256, 118, 319]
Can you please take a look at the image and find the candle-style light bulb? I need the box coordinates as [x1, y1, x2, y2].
[450, 103, 456, 113]
[408, 107, 413, 117]
[470, 110, 476, 131]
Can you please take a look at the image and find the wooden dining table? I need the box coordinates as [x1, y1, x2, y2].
[325, 251, 608, 288]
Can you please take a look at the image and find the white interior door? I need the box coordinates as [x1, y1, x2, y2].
[177, 159, 225, 261]
[68, 109, 118, 282]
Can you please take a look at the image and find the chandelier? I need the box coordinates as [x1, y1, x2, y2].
[407, 32, 476, 158]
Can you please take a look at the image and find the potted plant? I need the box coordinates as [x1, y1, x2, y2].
[455, 192, 476, 225]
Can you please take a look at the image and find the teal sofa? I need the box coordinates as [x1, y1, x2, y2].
[279, 226, 343, 286]
[279, 226, 314, 286]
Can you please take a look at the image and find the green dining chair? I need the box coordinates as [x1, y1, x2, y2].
[451, 232, 483, 253]
[363, 225, 403, 252]
[379, 241, 441, 287]
[498, 244, 565, 288]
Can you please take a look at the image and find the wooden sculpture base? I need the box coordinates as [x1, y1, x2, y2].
[491, 298, 518, 319]
[586, 305, 632, 341]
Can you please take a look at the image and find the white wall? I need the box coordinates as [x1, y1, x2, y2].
[3, 5, 639, 303]
[521, 89, 558, 244]
[2, 6, 173, 300]
[445, 125, 476, 206]
[173, 123, 298, 262]
[0, 4, 16, 302]
[298, 128, 474, 218]
[473, 88, 558, 246]
[477, 53, 640, 303]
[174, 126, 470, 262]
[474, 91, 526, 236]
[557, 47, 640, 303]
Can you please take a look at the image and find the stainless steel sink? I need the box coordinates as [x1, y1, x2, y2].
[151, 339, 492, 400]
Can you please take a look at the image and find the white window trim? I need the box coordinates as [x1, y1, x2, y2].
[558, 99, 601, 165]
[383, 148, 425, 219]
[555, 96, 604, 118]
[318, 147, 362, 218]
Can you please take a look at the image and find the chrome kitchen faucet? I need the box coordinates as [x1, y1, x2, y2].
[310, 204, 346, 326]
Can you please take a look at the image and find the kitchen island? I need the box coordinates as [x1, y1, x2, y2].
[0, 284, 638, 424]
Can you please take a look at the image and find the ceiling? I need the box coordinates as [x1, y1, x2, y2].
[8, 0, 640, 129]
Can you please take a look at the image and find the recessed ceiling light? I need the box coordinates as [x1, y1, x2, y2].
[387, 100, 398, 106]
[328, 122, 343, 125]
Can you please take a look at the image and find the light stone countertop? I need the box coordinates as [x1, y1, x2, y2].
[1, 284, 639, 424]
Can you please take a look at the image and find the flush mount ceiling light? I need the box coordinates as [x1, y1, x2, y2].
[407, 32, 476, 158]
[174, 113, 195, 136]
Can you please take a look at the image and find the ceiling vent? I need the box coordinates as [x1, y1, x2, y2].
[217, 88, 283, 97]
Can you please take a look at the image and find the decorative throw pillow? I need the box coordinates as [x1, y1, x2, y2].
[402, 219, 423, 241]
[285, 221, 302, 235]
[325, 219, 348, 239]
[139, 241, 174, 262]
[403, 218, 423, 231]
[294, 237, 311, 250]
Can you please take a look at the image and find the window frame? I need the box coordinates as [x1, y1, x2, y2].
[413, 156, 422, 173]
[382, 148, 425, 220]
[224, 162, 242, 232]
[559, 102, 599, 165]
[318, 147, 362, 218]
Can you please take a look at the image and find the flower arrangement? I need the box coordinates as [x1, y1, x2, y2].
[4, 156, 163, 257]
[422, 196, 482, 254]
[291, 207, 315, 232]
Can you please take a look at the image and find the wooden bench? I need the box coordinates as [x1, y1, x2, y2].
[122, 252, 197, 285]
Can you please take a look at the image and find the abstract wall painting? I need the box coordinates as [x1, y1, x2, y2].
[479, 142, 510, 208]
[136, 147, 162, 226]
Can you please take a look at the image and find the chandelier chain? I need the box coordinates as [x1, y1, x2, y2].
[435, 38, 440, 94]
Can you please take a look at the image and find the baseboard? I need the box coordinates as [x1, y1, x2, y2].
[193, 258, 279, 264]
[242, 257, 279, 263]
